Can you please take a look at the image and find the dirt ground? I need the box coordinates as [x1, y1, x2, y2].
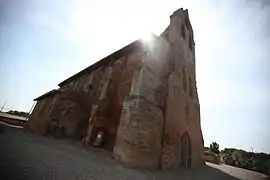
[0, 127, 267, 180]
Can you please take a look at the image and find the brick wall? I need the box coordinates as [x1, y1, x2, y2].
[28, 94, 57, 135]
[113, 37, 170, 168]
[86, 51, 143, 150]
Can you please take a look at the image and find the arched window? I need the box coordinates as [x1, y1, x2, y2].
[180, 132, 191, 168]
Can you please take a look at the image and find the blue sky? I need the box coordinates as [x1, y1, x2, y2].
[0, 0, 269, 153]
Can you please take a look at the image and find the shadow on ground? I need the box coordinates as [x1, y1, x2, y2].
[0, 127, 247, 180]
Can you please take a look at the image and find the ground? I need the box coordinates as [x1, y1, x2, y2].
[0, 127, 267, 180]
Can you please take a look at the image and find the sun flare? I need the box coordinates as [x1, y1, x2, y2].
[141, 33, 153, 43]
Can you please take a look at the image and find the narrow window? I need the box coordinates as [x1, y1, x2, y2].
[189, 36, 193, 50]
[185, 105, 189, 121]
[84, 81, 89, 92]
[185, 18, 189, 30]
[183, 78, 187, 92]
[182, 68, 187, 92]
[189, 78, 193, 98]
[181, 24, 186, 40]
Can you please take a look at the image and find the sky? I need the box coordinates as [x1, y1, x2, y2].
[0, 0, 269, 153]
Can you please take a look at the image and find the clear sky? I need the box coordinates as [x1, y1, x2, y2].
[0, 0, 269, 153]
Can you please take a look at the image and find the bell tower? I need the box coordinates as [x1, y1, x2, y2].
[161, 8, 204, 169]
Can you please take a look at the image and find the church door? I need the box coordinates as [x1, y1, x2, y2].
[181, 132, 191, 168]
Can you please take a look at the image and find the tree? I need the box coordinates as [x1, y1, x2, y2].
[232, 150, 242, 161]
[6, 110, 29, 118]
[205, 147, 210, 152]
[210, 142, 220, 155]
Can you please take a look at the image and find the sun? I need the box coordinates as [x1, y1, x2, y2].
[141, 33, 153, 43]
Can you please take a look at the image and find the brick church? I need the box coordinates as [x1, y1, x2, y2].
[27, 8, 205, 169]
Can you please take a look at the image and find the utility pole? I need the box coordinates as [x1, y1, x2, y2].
[0, 100, 7, 112]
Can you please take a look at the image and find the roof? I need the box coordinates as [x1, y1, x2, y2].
[33, 34, 161, 101]
[0, 112, 27, 121]
[34, 89, 59, 101]
[58, 38, 146, 87]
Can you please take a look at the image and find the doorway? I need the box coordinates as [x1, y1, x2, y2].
[180, 132, 191, 168]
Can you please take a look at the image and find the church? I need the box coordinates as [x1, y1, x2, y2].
[27, 8, 205, 169]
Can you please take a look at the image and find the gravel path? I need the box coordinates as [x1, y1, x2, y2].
[0, 127, 267, 180]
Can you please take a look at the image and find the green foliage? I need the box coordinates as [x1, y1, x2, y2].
[232, 150, 244, 161]
[6, 110, 29, 118]
[221, 147, 270, 175]
[210, 142, 220, 154]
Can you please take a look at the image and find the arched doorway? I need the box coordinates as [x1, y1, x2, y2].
[180, 132, 191, 168]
